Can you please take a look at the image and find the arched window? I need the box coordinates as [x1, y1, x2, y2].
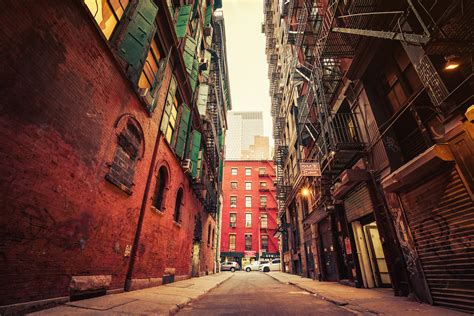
[211, 228, 215, 248]
[207, 223, 211, 245]
[105, 118, 143, 195]
[174, 188, 183, 222]
[153, 166, 168, 210]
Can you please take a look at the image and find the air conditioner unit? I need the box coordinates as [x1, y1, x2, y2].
[199, 58, 209, 71]
[181, 159, 192, 174]
[138, 87, 155, 107]
[230, 222, 236, 228]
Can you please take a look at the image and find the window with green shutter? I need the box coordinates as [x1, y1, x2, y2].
[197, 84, 209, 116]
[175, 104, 191, 159]
[190, 59, 200, 92]
[201, 50, 211, 79]
[160, 76, 178, 144]
[183, 36, 197, 74]
[175, 5, 192, 38]
[204, 5, 212, 26]
[190, 131, 201, 178]
[118, 0, 159, 83]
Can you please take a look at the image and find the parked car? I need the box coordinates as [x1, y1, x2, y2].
[221, 261, 240, 272]
[259, 259, 281, 272]
[243, 260, 268, 272]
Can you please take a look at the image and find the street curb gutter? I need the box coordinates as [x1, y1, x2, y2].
[267, 274, 380, 315]
[169, 273, 234, 315]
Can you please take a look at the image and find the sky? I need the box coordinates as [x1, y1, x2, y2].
[221, 0, 273, 141]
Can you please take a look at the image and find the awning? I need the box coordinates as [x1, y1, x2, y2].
[382, 144, 455, 192]
[302, 209, 327, 225]
[332, 168, 369, 198]
[220, 252, 244, 258]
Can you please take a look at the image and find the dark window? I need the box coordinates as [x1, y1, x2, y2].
[207, 223, 211, 245]
[245, 234, 252, 251]
[261, 235, 268, 252]
[229, 213, 237, 227]
[153, 166, 168, 210]
[105, 120, 142, 194]
[174, 188, 183, 222]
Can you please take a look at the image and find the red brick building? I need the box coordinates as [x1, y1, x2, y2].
[220, 160, 279, 267]
[0, 0, 230, 312]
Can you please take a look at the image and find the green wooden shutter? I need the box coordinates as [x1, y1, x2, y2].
[192, 0, 200, 19]
[197, 84, 209, 115]
[190, 59, 200, 92]
[118, 0, 158, 83]
[183, 36, 197, 74]
[190, 130, 201, 178]
[175, 5, 192, 38]
[175, 104, 191, 159]
[201, 50, 211, 79]
[160, 77, 177, 134]
[204, 5, 212, 26]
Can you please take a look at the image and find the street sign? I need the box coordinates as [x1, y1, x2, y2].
[300, 162, 321, 177]
[244, 251, 256, 257]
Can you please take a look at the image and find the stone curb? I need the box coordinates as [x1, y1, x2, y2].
[267, 273, 380, 315]
[169, 273, 234, 315]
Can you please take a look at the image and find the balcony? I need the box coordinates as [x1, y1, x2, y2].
[313, 112, 365, 176]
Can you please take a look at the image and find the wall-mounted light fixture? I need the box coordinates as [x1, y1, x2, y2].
[444, 55, 461, 71]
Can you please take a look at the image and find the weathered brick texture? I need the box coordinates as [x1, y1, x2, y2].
[0, 0, 216, 306]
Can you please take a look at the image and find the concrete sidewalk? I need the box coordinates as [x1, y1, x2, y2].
[268, 272, 466, 315]
[30, 273, 234, 315]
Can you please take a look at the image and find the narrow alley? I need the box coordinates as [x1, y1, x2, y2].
[0, 0, 473, 315]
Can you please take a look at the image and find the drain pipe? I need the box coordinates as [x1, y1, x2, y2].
[125, 54, 172, 291]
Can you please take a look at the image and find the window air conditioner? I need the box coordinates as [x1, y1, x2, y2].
[181, 159, 192, 174]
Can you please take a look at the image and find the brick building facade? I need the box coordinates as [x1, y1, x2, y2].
[0, 0, 230, 312]
[220, 160, 279, 267]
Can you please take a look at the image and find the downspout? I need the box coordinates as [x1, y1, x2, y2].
[125, 52, 172, 291]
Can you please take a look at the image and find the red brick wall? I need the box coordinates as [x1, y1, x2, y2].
[0, 0, 215, 305]
[221, 161, 279, 257]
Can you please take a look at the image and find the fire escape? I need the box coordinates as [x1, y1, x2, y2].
[200, 53, 222, 214]
[294, 0, 365, 208]
[295, 0, 468, 208]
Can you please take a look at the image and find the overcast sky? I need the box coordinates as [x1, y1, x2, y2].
[222, 0, 273, 141]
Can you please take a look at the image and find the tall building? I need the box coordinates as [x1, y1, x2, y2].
[264, 0, 473, 313]
[220, 161, 279, 268]
[225, 111, 265, 159]
[241, 135, 271, 160]
[0, 0, 230, 311]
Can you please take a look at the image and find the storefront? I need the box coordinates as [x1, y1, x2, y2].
[220, 252, 244, 267]
[343, 183, 391, 288]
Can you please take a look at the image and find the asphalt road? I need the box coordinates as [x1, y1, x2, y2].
[177, 271, 353, 316]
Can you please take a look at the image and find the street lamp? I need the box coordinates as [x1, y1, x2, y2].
[300, 187, 311, 198]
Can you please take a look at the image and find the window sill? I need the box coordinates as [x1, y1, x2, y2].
[173, 220, 182, 228]
[151, 206, 164, 216]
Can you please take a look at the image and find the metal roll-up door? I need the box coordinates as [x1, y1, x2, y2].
[400, 168, 474, 313]
[344, 184, 374, 222]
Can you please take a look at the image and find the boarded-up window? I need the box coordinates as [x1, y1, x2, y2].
[105, 119, 143, 195]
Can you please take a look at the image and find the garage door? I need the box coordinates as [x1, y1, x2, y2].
[400, 168, 474, 313]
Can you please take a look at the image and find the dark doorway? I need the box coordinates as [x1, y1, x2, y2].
[319, 217, 338, 281]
